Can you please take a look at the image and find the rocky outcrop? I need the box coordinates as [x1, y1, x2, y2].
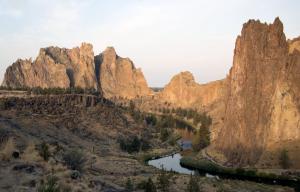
[95, 47, 152, 99]
[214, 18, 300, 167]
[288, 36, 300, 53]
[2, 44, 153, 100]
[2, 43, 98, 89]
[159, 71, 225, 109]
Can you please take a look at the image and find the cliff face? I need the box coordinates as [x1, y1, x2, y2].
[214, 18, 300, 166]
[159, 71, 201, 107]
[159, 71, 225, 109]
[2, 44, 153, 100]
[95, 47, 152, 99]
[2, 43, 98, 89]
[288, 36, 300, 53]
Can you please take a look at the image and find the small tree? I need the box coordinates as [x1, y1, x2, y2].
[125, 178, 134, 192]
[279, 149, 291, 169]
[192, 123, 210, 152]
[160, 128, 169, 142]
[0, 129, 9, 145]
[186, 174, 200, 192]
[38, 142, 51, 161]
[145, 178, 156, 192]
[157, 169, 170, 192]
[129, 101, 135, 112]
[63, 149, 86, 172]
[131, 136, 141, 152]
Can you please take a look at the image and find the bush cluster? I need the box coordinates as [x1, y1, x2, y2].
[0, 86, 100, 96]
[30, 87, 100, 96]
[62, 149, 86, 172]
[279, 149, 291, 169]
[38, 176, 60, 192]
[37, 142, 51, 161]
[159, 107, 212, 127]
[118, 136, 151, 153]
[180, 157, 293, 182]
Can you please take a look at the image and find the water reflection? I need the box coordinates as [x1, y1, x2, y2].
[148, 153, 195, 175]
[175, 128, 195, 150]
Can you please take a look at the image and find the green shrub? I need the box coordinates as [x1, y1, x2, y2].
[63, 149, 86, 172]
[244, 169, 257, 177]
[186, 174, 200, 192]
[160, 128, 169, 142]
[131, 136, 141, 152]
[29, 87, 99, 96]
[0, 129, 9, 146]
[125, 178, 134, 192]
[279, 149, 291, 169]
[235, 167, 245, 176]
[145, 178, 157, 192]
[145, 114, 157, 126]
[180, 157, 221, 173]
[141, 139, 151, 151]
[0, 100, 6, 110]
[192, 123, 210, 151]
[119, 136, 142, 153]
[157, 169, 171, 192]
[38, 176, 60, 192]
[38, 142, 51, 161]
[137, 179, 147, 190]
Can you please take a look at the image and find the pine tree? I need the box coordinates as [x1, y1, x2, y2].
[279, 149, 291, 169]
[157, 169, 170, 192]
[145, 178, 156, 192]
[38, 142, 50, 161]
[126, 178, 134, 192]
[186, 174, 200, 192]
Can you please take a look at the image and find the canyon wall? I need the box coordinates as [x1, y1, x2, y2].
[2, 17, 300, 168]
[213, 18, 300, 167]
[159, 71, 225, 110]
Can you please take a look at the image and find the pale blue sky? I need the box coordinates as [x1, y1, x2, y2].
[0, 0, 299, 87]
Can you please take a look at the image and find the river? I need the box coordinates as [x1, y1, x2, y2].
[148, 153, 194, 175]
[147, 153, 300, 190]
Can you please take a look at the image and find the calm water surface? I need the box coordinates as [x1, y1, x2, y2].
[147, 153, 194, 175]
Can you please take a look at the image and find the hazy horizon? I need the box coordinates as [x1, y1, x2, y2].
[0, 0, 299, 87]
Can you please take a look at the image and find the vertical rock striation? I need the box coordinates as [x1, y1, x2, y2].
[2, 43, 98, 89]
[95, 47, 152, 99]
[214, 18, 300, 166]
[2, 44, 152, 100]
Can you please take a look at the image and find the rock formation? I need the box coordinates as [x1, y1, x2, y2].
[159, 71, 225, 109]
[2, 17, 300, 168]
[2, 44, 153, 100]
[288, 36, 300, 53]
[213, 18, 300, 167]
[2, 43, 98, 89]
[95, 47, 152, 99]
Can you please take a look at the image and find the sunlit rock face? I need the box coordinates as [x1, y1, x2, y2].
[95, 47, 152, 99]
[2, 43, 98, 89]
[288, 36, 300, 53]
[2, 44, 153, 100]
[159, 71, 225, 109]
[214, 18, 300, 167]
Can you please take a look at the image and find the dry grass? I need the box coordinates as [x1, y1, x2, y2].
[22, 142, 42, 162]
[205, 146, 227, 164]
[0, 138, 15, 161]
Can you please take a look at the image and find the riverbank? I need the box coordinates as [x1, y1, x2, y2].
[138, 147, 180, 163]
[180, 156, 300, 190]
[144, 151, 296, 191]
